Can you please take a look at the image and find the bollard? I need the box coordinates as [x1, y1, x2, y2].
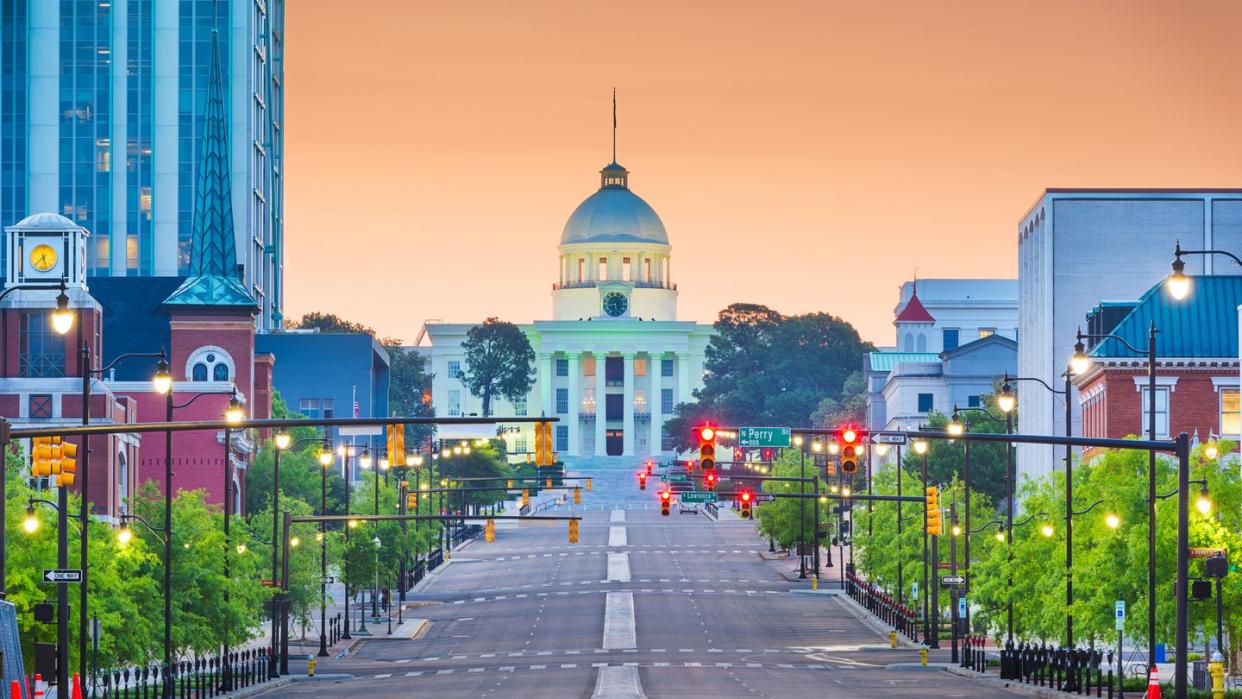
[307, 658, 316, 678]
[920, 647, 929, 667]
[1210, 653, 1225, 699]
[811, 577, 818, 591]
[889, 631, 897, 649]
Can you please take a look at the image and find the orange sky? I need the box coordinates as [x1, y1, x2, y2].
[283, 1, 1242, 346]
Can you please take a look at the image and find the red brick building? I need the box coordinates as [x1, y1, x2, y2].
[1075, 276, 1241, 456]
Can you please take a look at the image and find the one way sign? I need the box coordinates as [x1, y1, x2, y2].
[43, 569, 82, 584]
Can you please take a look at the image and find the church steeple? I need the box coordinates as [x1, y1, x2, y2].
[164, 31, 256, 310]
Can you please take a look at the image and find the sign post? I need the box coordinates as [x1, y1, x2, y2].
[1115, 600, 1126, 690]
[738, 427, 792, 449]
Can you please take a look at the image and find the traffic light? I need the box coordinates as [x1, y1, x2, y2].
[573, 486, 582, 504]
[645, 460, 654, 475]
[704, 470, 717, 491]
[925, 487, 942, 536]
[838, 427, 862, 474]
[406, 492, 418, 510]
[697, 424, 716, 470]
[386, 424, 405, 464]
[660, 490, 671, 517]
[31, 436, 57, 477]
[521, 488, 530, 508]
[485, 518, 496, 543]
[568, 519, 579, 544]
[55, 440, 77, 488]
[739, 489, 753, 519]
[535, 421, 554, 466]
[638, 472, 648, 490]
[761, 448, 773, 461]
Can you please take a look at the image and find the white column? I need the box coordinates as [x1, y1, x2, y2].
[153, 0, 180, 275]
[538, 353, 553, 418]
[567, 353, 580, 455]
[677, 352, 691, 410]
[622, 353, 635, 456]
[28, 0, 59, 212]
[594, 352, 607, 456]
[649, 353, 663, 456]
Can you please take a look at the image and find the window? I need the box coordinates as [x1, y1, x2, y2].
[599, 258, 607, 280]
[555, 425, 569, 452]
[555, 388, 568, 414]
[634, 389, 647, 412]
[634, 357, 647, 376]
[582, 388, 597, 414]
[661, 424, 676, 451]
[622, 257, 631, 280]
[298, 399, 321, 418]
[212, 363, 228, 381]
[323, 399, 335, 419]
[514, 434, 527, 454]
[583, 355, 597, 377]
[19, 311, 65, 378]
[28, 394, 53, 419]
[967, 395, 980, 408]
[661, 358, 674, 377]
[447, 361, 461, 379]
[578, 258, 585, 281]
[1140, 387, 1170, 439]
[447, 390, 461, 417]
[555, 359, 568, 377]
[979, 328, 995, 338]
[917, 393, 934, 412]
[942, 328, 959, 351]
[513, 395, 528, 417]
[186, 347, 233, 383]
[661, 388, 675, 414]
[1221, 389, 1241, 435]
[192, 363, 208, 381]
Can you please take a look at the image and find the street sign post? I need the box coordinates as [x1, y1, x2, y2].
[958, 597, 967, 617]
[738, 427, 791, 449]
[43, 569, 82, 584]
[680, 491, 718, 504]
[1114, 600, 1125, 631]
[911, 582, 919, 600]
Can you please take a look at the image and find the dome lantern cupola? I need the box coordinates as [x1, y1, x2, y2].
[601, 162, 629, 189]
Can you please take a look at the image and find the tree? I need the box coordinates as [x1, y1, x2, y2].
[811, 371, 867, 427]
[899, 390, 1009, 504]
[460, 318, 536, 418]
[287, 312, 379, 338]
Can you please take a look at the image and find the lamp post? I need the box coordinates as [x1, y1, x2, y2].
[316, 440, 333, 657]
[913, 437, 930, 645]
[1071, 323, 1157, 665]
[796, 435, 807, 579]
[220, 392, 245, 690]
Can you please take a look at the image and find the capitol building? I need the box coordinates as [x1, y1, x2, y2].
[422, 156, 712, 458]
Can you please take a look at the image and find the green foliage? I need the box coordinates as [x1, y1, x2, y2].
[753, 449, 829, 550]
[460, 318, 536, 418]
[901, 395, 1008, 504]
[246, 431, 349, 518]
[665, 303, 873, 450]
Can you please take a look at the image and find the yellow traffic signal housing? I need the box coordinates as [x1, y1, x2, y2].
[841, 445, 858, 474]
[485, 518, 496, 543]
[521, 488, 530, 507]
[925, 487, 942, 536]
[825, 460, 836, 477]
[55, 439, 77, 488]
[31, 436, 56, 477]
[406, 493, 418, 510]
[568, 519, 579, 544]
[573, 486, 582, 504]
[535, 422, 553, 466]
[507, 479, 514, 489]
[546, 477, 553, 488]
[387, 424, 405, 464]
[586, 479, 592, 492]
[697, 425, 716, 470]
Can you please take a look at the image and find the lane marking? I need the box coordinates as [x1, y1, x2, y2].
[607, 552, 632, 583]
[602, 591, 637, 650]
[592, 665, 647, 699]
[610, 510, 626, 523]
[608, 527, 628, 547]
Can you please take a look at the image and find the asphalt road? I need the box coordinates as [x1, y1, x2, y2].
[265, 507, 1023, 698]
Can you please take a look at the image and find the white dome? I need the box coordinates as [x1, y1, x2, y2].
[560, 163, 669, 246]
[8, 212, 84, 232]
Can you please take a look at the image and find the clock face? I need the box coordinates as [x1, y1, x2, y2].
[29, 244, 57, 272]
[603, 292, 628, 317]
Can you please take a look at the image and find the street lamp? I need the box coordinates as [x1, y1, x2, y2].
[318, 444, 334, 467]
[23, 505, 38, 534]
[51, 284, 74, 336]
[1204, 440, 1220, 460]
[1068, 336, 1092, 377]
[274, 432, 292, 451]
[360, 449, 373, 470]
[225, 392, 245, 425]
[1040, 524, 1054, 538]
[153, 358, 172, 395]
[1196, 484, 1212, 515]
[1105, 513, 1121, 529]
[117, 524, 133, 546]
[946, 409, 964, 438]
[997, 381, 1016, 415]
[1165, 240, 1242, 302]
[912, 439, 928, 455]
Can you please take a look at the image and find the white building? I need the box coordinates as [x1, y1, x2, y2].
[865, 279, 1018, 435]
[1016, 189, 1242, 481]
[423, 158, 713, 458]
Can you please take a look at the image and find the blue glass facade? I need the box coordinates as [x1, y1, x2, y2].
[127, 0, 153, 274]
[1, 0, 28, 276]
[60, 0, 112, 270]
[178, 0, 229, 274]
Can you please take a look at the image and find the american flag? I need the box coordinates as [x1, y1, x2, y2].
[353, 399, 360, 418]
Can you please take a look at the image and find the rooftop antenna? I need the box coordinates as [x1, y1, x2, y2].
[612, 87, 617, 163]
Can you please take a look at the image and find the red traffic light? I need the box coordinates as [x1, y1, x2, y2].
[699, 426, 715, 442]
[705, 472, 716, 483]
[660, 490, 671, 502]
[638, 472, 647, 482]
[740, 490, 752, 502]
[841, 428, 858, 444]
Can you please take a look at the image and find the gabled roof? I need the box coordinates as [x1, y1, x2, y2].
[865, 351, 941, 372]
[939, 333, 1017, 360]
[1091, 275, 1242, 359]
[894, 291, 935, 323]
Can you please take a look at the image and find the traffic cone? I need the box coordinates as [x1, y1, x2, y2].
[31, 674, 42, 699]
[71, 673, 82, 699]
[9, 680, 19, 699]
[1147, 665, 1160, 699]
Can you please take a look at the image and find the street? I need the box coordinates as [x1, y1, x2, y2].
[267, 506, 1022, 698]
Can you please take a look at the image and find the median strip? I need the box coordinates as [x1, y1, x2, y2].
[592, 666, 647, 699]
[602, 592, 637, 650]
[607, 553, 632, 583]
[610, 509, 626, 523]
[608, 526, 628, 547]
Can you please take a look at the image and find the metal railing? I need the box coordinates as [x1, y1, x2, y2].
[844, 573, 920, 643]
[96, 648, 271, 698]
[1002, 643, 1114, 696]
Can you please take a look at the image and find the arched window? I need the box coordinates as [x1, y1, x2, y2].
[116, 451, 129, 515]
[184, 347, 235, 384]
[903, 333, 914, 352]
[916, 333, 927, 352]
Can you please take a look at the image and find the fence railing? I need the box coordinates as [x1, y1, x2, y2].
[1000, 643, 1115, 697]
[95, 648, 272, 698]
[844, 572, 920, 643]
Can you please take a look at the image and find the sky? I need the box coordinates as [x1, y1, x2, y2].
[283, 1, 1242, 346]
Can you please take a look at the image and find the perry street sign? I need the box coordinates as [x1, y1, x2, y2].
[43, 569, 83, 584]
[738, 427, 791, 449]
[680, 491, 718, 504]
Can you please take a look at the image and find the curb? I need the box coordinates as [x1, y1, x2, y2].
[833, 591, 920, 649]
[222, 677, 296, 697]
[942, 664, 1075, 698]
[355, 619, 431, 641]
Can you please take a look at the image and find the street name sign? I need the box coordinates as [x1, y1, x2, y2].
[1189, 547, 1226, 558]
[680, 491, 718, 504]
[43, 569, 82, 584]
[337, 425, 383, 437]
[738, 427, 791, 449]
[940, 575, 965, 587]
[756, 493, 775, 503]
[1114, 600, 1125, 631]
[874, 434, 907, 445]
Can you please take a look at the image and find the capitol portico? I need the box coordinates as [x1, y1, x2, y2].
[422, 157, 712, 458]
